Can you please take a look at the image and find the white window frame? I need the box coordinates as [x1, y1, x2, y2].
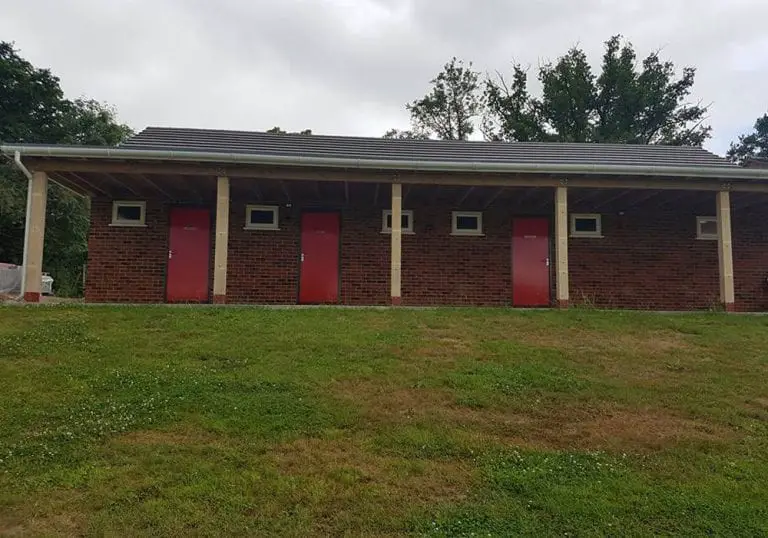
[451, 211, 484, 236]
[696, 216, 718, 240]
[381, 210, 414, 234]
[110, 201, 146, 227]
[570, 213, 603, 238]
[245, 205, 280, 230]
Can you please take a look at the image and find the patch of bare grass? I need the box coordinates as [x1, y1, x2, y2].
[331, 379, 734, 453]
[0, 494, 85, 537]
[531, 406, 733, 451]
[332, 379, 454, 423]
[115, 426, 221, 447]
[516, 327, 693, 355]
[271, 436, 474, 512]
[405, 326, 476, 367]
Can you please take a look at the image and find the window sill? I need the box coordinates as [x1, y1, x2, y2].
[109, 223, 147, 228]
[450, 232, 485, 237]
[381, 230, 415, 235]
[696, 236, 718, 241]
[243, 226, 281, 231]
[570, 234, 604, 238]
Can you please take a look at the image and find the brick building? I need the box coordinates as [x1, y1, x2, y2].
[4, 127, 768, 311]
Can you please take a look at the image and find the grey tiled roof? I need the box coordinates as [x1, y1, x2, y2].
[121, 127, 735, 169]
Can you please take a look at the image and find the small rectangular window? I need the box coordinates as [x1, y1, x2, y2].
[697, 216, 718, 240]
[382, 210, 414, 233]
[570, 214, 602, 238]
[245, 205, 279, 230]
[451, 211, 483, 236]
[110, 201, 146, 227]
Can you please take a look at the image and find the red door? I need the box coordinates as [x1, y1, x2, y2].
[512, 218, 550, 306]
[166, 207, 211, 303]
[299, 212, 340, 304]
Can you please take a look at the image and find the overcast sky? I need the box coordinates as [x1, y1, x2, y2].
[2, 0, 766, 155]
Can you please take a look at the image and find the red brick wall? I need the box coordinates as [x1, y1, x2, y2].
[341, 206, 389, 305]
[734, 210, 768, 311]
[568, 211, 720, 310]
[226, 201, 299, 304]
[401, 202, 513, 306]
[340, 202, 516, 306]
[85, 192, 768, 311]
[568, 204, 768, 312]
[86, 199, 169, 303]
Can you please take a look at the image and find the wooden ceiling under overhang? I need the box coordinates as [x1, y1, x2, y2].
[19, 155, 768, 214]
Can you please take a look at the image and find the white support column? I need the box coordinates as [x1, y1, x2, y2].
[716, 190, 735, 312]
[213, 176, 230, 304]
[23, 171, 48, 302]
[390, 183, 402, 305]
[555, 186, 569, 308]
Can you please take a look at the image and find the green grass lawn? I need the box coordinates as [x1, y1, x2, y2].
[1, 306, 767, 536]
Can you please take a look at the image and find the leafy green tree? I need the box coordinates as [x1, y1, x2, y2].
[482, 65, 544, 142]
[538, 47, 597, 142]
[407, 57, 481, 140]
[594, 35, 641, 143]
[0, 41, 132, 295]
[63, 98, 134, 145]
[727, 114, 768, 163]
[266, 126, 312, 135]
[382, 128, 430, 140]
[484, 36, 711, 145]
[0, 42, 69, 142]
[0, 171, 26, 265]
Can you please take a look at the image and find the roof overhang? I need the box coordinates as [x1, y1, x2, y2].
[5, 144, 768, 198]
[4, 143, 768, 180]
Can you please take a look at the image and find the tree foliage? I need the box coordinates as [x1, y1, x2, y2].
[63, 98, 134, 145]
[406, 57, 482, 140]
[382, 128, 430, 140]
[266, 126, 313, 135]
[727, 114, 768, 164]
[537, 47, 597, 142]
[405, 37, 711, 146]
[0, 42, 132, 295]
[481, 65, 544, 142]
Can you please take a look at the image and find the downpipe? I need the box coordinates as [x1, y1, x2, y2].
[13, 151, 33, 300]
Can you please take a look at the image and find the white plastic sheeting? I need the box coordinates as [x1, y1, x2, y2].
[0, 264, 54, 296]
[0, 263, 22, 295]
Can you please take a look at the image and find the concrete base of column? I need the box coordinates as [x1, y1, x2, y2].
[23, 292, 41, 303]
[213, 295, 227, 305]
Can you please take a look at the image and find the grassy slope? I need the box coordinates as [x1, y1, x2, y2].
[0, 306, 766, 536]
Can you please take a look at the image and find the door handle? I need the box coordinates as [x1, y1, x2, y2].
[168, 249, 173, 260]
[545, 257, 550, 267]
[301, 253, 305, 262]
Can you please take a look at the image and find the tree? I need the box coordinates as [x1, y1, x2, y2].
[266, 126, 312, 135]
[483, 36, 711, 145]
[407, 57, 481, 140]
[0, 42, 69, 143]
[382, 128, 429, 140]
[594, 35, 641, 143]
[0, 42, 132, 295]
[63, 98, 134, 145]
[538, 47, 597, 142]
[727, 114, 768, 164]
[482, 64, 544, 142]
